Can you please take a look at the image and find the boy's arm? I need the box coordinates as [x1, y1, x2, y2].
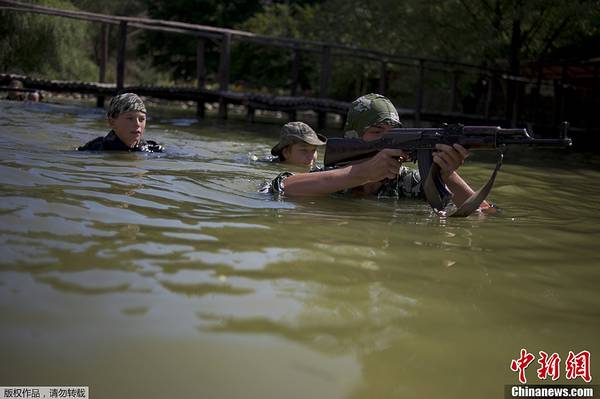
[434, 144, 492, 210]
[283, 149, 407, 196]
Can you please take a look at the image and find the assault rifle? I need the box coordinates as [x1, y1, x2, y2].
[324, 123, 572, 217]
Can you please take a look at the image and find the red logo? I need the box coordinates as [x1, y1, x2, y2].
[537, 351, 561, 381]
[510, 349, 592, 384]
[511, 348, 536, 384]
[566, 350, 592, 383]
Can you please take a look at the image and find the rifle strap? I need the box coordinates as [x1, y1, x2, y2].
[419, 150, 452, 211]
[451, 149, 504, 217]
[423, 149, 504, 217]
[422, 162, 451, 211]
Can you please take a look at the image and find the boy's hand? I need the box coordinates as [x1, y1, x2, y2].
[433, 144, 469, 181]
[353, 148, 407, 183]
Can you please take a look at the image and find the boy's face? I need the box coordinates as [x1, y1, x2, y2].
[281, 142, 318, 167]
[109, 111, 146, 148]
[361, 124, 394, 142]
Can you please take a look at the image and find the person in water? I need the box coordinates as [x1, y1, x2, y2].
[78, 93, 163, 152]
[262, 93, 493, 212]
[4, 79, 42, 102]
[270, 121, 327, 170]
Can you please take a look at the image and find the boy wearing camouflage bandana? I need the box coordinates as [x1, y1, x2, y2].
[78, 93, 162, 152]
[263, 93, 492, 212]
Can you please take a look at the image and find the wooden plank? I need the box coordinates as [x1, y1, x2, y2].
[218, 32, 231, 119]
[116, 21, 128, 92]
[196, 37, 206, 118]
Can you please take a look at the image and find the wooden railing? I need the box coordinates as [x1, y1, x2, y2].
[1, 0, 598, 134]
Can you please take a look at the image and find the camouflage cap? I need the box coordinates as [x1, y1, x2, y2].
[271, 122, 327, 156]
[344, 93, 402, 137]
[107, 93, 146, 119]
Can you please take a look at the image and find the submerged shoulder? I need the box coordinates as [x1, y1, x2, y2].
[77, 136, 105, 151]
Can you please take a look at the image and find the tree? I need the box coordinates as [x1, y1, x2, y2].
[0, 0, 98, 81]
[139, 0, 265, 82]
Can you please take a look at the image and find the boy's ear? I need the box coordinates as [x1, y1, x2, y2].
[108, 117, 116, 128]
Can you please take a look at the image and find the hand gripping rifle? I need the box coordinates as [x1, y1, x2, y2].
[324, 123, 572, 217]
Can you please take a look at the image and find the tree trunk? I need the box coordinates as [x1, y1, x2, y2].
[506, 0, 523, 126]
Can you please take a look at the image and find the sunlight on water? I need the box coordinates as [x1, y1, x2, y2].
[1, 100, 599, 398]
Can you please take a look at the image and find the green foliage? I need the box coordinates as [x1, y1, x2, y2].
[0, 0, 98, 80]
[139, 0, 265, 81]
[231, 3, 319, 94]
[1, 0, 597, 103]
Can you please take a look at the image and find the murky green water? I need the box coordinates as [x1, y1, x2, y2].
[1, 100, 599, 398]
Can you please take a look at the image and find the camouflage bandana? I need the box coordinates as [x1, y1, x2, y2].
[107, 93, 147, 119]
[344, 93, 402, 137]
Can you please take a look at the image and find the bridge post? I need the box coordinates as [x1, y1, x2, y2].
[511, 79, 521, 127]
[318, 45, 331, 129]
[531, 65, 543, 124]
[415, 60, 425, 126]
[196, 37, 206, 119]
[484, 74, 493, 120]
[218, 32, 231, 119]
[590, 65, 599, 131]
[449, 70, 459, 113]
[554, 64, 568, 127]
[379, 61, 387, 96]
[116, 21, 128, 92]
[96, 23, 108, 108]
[289, 47, 301, 121]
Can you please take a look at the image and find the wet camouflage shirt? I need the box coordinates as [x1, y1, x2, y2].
[77, 130, 163, 153]
[261, 165, 423, 199]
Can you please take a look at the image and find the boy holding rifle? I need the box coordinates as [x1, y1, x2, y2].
[262, 93, 492, 212]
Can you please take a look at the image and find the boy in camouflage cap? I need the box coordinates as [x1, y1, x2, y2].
[78, 93, 162, 152]
[263, 93, 492, 213]
[271, 121, 327, 169]
[344, 93, 402, 138]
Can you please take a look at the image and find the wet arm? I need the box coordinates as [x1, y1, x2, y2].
[284, 148, 407, 196]
[435, 144, 492, 210]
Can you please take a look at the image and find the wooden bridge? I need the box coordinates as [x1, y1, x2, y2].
[1, 0, 598, 140]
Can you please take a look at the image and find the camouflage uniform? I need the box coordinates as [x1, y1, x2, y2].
[262, 93, 423, 198]
[262, 167, 421, 198]
[77, 130, 163, 152]
[77, 93, 163, 153]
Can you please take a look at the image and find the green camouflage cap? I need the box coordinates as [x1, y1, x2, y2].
[107, 93, 146, 119]
[344, 93, 402, 137]
[271, 122, 327, 156]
